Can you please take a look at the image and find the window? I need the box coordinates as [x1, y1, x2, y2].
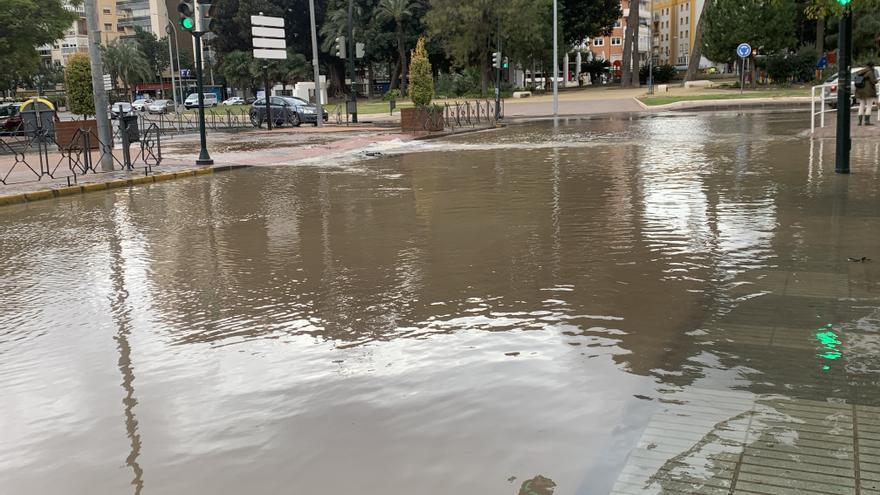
[593, 38, 604, 46]
[614, 20, 621, 28]
[104, 23, 112, 31]
[102, 8, 110, 13]
[117, 25, 125, 32]
[611, 37, 622, 46]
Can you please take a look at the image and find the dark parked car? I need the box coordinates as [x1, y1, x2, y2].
[245, 96, 257, 104]
[249, 96, 328, 127]
[0, 103, 23, 133]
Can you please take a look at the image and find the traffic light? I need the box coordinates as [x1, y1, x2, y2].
[492, 51, 501, 69]
[355, 42, 365, 59]
[837, 0, 851, 5]
[502, 57, 509, 69]
[335, 36, 346, 59]
[195, 0, 215, 32]
[177, 0, 195, 31]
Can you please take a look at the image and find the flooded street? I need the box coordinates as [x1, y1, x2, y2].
[4, 111, 880, 494]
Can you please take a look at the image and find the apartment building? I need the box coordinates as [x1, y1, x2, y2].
[652, 0, 706, 68]
[38, 0, 120, 67]
[589, 0, 652, 67]
[116, 0, 170, 36]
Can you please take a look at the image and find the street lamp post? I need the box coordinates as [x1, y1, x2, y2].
[193, 31, 212, 165]
[835, 9, 852, 174]
[166, 22, 178, 109]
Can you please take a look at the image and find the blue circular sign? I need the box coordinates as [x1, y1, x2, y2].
[737, 43, 752, 58]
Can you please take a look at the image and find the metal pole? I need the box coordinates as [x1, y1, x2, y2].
[193, 32, 213, 165]
[347, 0, 358, 123]
[173, 27, 182, 105]
[166, 23, 178, 109]
[263, 65, 272, 130]
[552, 0, 558, 115]
[495, 18, 501, 120]
[309, 0, 323, 127]
[740, 58, 745, 95]
[84, 0, 113, 171]
[835, 11, 852, 174]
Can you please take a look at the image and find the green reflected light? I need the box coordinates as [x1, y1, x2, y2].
[816, 324, 842, 372]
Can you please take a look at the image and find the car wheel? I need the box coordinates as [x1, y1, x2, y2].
[250, 112, 262, 128]
[289, 112, 301, 127]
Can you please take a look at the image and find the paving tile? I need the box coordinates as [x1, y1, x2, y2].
[735, 471, 855, 495]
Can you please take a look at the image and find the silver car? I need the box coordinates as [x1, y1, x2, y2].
[824, 67, 880, 108]
[131, 98, 154, 112]
[147, 99, 175, 114]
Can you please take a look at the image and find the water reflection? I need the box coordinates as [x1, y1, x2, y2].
[2, 112, 880, 494]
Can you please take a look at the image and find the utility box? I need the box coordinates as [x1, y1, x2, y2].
[121, 115, 140, 143]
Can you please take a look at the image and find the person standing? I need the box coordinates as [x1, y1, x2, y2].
[855, 62, 878, 126]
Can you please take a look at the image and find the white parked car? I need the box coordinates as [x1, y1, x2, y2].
[131, 98, 154, 112]
[184, 93, 219, 109]
[222, 96, 245, 106]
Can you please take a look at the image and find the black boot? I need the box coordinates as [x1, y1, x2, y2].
[858, 115, 864, 126]
[867, 115, 874, 126]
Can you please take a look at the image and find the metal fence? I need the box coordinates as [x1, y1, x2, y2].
[0, 123, 162, 187]
[421, 100, 504, 132]
[132, 110, 253, 137]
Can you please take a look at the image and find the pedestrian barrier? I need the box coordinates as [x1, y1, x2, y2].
[439, 100, 504, 131]
[810, 84, 834, 133]
[0, 122, 162, 186]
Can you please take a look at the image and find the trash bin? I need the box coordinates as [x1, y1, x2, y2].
[121, 115, 140, 143]
[19, 98, 57, 138]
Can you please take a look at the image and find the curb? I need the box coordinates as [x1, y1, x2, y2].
[640, 96, 812, 112]
[0, 164, 250, 208]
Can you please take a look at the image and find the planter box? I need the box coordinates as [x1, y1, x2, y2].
[401, 106, 444, 132]
[55, 120, 110, 150]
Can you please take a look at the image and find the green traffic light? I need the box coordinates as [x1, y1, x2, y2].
[179, 17, 194, 30]
[837, 0, 851, 5]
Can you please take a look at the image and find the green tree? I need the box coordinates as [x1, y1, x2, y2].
[131, 26, 169, 79]
[377, 0, 419, 94]
[702, 0, 797, 87]
[219, 50, 258, 95]
[561, 0, 623, 46]
[268, 50, 309, 93]
[64, 53, 94, 116]
[0, 0, 78, 86]
[102, 39, 152, 100]
[426, 0, 499, 96]
[408, 37, 433, 106]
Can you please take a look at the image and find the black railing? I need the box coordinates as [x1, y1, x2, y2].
[0, 123, 162, 187]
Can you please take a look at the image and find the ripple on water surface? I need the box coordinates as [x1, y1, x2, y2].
[2, 112, 880, 494]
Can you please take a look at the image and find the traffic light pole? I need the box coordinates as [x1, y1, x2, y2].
[835, 10, 852, 174]
[495, 18, 501, 121]
[347, 0, 357, 123]
[193, 31, 213, 166]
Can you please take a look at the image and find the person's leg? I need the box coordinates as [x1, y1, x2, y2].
[858, 98, 867, 125]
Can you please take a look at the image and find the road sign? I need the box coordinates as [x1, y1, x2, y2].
[737, 43, 752, 59]
[102, 74, 112, 91]
[817, 56, 828, 70]
[251, 14, 286, 60]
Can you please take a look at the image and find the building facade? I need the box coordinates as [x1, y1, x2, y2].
[38, 0, 120, 68]
[588, 0, 652, 67]
[652, 0, 708, 68]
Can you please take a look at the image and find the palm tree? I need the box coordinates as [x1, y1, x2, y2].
[102, 40, 152, 100]
[376, 0, 418, 94]
[219, 50, 259, 96]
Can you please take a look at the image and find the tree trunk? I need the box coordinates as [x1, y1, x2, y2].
[621, 1, 638, 87]
[816, 18, 825, 55]
[366, 63, 373, 99]
[480, 50, 489, 97]
[398, 26, 407, 95]
[686, 0, 711, 81]
[389, 60, 400, 91]
[631, 1, 640, 88]
[749, 54, 757, 89]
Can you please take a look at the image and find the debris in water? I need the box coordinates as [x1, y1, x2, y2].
[505, 352, 520, 357]
[518, 475, 556, 495]
[847, 256, 871, 262]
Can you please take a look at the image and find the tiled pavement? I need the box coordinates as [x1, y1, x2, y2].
[611, 263, 880, 494]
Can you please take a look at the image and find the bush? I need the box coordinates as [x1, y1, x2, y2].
[638, 64, 677, 84]
[435, 69, 482, 97]
[582, 59, 611, 85]
[383, 89, 401, 101]
[764, 47, 818, 84]
[64, 53, 95, 116]
[407, 37, 434, 107]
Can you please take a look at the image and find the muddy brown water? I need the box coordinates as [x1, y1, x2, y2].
[3, 111, 880, 494]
